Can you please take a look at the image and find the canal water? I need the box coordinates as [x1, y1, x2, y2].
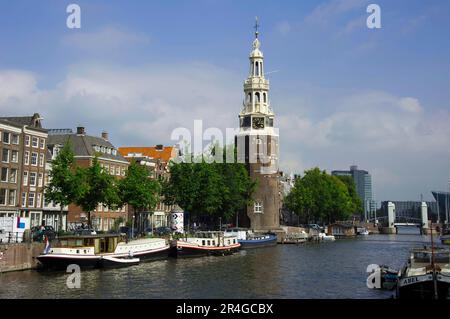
[0, 229, 442, 299]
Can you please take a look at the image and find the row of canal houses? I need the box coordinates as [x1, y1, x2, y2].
[0, 113, 177, 235]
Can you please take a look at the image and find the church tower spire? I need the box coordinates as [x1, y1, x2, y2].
[236, 18, 280, 232]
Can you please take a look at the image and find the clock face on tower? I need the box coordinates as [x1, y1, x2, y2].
[252, 117, 265, 129]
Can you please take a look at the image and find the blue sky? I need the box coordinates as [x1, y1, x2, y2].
[1, 0, 450, 202]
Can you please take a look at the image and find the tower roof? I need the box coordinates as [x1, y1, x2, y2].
[250, 17, 263, 58]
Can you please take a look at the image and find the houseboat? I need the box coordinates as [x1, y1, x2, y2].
[396, 248, 450, 299]
[224, 228, 277, 248]
[170, 231, 240, 258]
[36, 234, 170, 270]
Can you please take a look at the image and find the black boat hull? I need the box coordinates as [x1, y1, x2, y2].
[170, 245, 240, 258]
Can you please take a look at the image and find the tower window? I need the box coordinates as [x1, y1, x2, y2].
[246, 93, 252, 103]
[254, 201, 263, 213]
[255, 62, 259, 76]
[263, 92, 267, 103]
[255, 92, 260, 103]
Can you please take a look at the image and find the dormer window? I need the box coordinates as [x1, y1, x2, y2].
[101, 146, 105, 153]
[112, 149, 117, 156]
[107, 148, 111, 154]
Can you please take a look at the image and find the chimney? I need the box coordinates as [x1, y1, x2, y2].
[156, 144, 163, 151]
[76, 126, 85, 135]
[101, 131, 109, 141]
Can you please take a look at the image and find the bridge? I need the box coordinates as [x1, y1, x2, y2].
[375, 202, 430, 234]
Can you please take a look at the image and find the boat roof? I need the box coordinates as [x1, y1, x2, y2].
[58, 234, 123, 240]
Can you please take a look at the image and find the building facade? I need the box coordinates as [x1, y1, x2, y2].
[47, 127, 129, 231]
[118, 145, 177, 231]
[332, 165, 376, 221]
[0, 114, 48, 228]
[235, 22, 281, 231]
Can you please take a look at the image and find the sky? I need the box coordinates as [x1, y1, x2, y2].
[1, 0, 450, 203]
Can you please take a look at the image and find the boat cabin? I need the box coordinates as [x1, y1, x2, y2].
[54, 234, 125, 254]
[182, 231, 238, 247]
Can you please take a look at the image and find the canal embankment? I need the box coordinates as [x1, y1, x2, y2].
[0, 243, 44, 273]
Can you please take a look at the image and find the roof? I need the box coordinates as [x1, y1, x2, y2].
[0, 113, 41, 127]
[118, 146, 176, 163]
[48, 133, 128, 163]
[0, 113, 47, 132]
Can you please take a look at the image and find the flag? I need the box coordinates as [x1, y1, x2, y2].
[44, 235, 51, 254]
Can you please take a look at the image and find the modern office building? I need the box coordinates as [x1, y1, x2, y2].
[332, 165, 375, 221]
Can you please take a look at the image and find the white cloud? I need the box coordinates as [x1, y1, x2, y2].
[0, 66, 449, 202]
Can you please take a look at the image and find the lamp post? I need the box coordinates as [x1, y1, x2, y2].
[132, 215, 135, 239]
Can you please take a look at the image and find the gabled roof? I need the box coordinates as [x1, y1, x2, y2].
[118, 146, 176, 163]
[48, 133, 128, 163]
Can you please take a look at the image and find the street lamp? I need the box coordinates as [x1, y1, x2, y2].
[132, 215, 135, 239]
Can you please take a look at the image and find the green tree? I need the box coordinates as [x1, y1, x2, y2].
[118, 161, 161, 233]
[44, 141, 79, 231]
[75, 156, 119, 228]
[163, 145, 255, 228]
[284, 168, 354, 224]
[335, 175, 362, 216]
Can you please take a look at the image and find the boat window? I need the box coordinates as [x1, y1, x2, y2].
[60, 240, 68, 247]
[207, 240, 211, 246]
[202, 240, 205, 246]
[76, 250, 80, 254]
[212, 240, 215, 246]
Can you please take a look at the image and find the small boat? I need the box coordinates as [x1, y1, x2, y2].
[319, 233, 336, 241]
[170, 231, 240, 258]
[357, 227, 369, 236]
[396, 248, 450, 299]
[37, 234, 170, 270]
[101, 255, 140, 268]
[224, 228, 278, 248]
[379, 265, 399, 290]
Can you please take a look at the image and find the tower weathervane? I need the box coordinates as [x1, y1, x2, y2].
[254, 16, 259, 38]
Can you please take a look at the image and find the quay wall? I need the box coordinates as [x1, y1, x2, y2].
[0, 243, 44, 273]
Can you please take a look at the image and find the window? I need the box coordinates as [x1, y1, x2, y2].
[0, 189, 6, 205]
[9, 169, 17, 183]
[112, 149, 117, 156]
[28, 192, 35, 207]
[1, 168, 7, 182]
[254, 201, 263, 213]
[12, 134, 19, 144]
[36, 193, 41, 208]
[29, 172, 37, 186]
[11, 150, 18, 163]
[38, 173, 43, 187]
[39, 138, 45, 149]
[121, 168, 126, 176]
[2, 149, 9, 163]
[110, 166, 114, 175]
[107, 148, 111, 154]
[23, 171, 28, 186]
[25, 135, 30, 146]
[21, 192, 27, 207]
[32, 137, 38, 148]
[31, 152, 38, 166]
[2, 132, 10, 144]
[39, 153, 44, 167]
[8, 189, 16, 206]
[24, 151, 30, 165]
[116, 166, 120, 176]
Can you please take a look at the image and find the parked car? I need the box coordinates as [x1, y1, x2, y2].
[31, 226, 56, 242]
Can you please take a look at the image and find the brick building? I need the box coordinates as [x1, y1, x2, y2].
[118, 145, 177, 230]
[47, 127, 129, 231]
[0, 114, 48, 228]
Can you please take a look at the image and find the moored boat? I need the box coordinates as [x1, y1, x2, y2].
[36, 234, 170, 270]
[396, 248, 450, 299]
[170, 231, 240, 258]
[224, 228, 277, 248]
